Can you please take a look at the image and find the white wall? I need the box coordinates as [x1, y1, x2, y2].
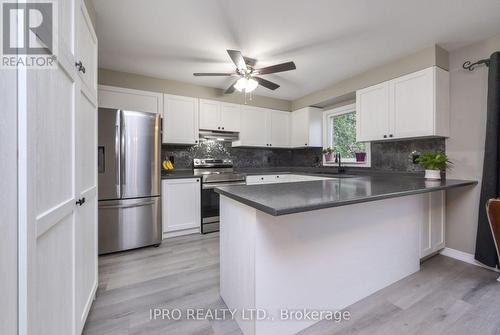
[446, 34, 500, 254]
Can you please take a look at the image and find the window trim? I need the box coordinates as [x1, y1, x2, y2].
[322, 103, 371, 168]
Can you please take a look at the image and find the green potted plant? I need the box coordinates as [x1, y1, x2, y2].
[322, 147, 334, 161]
[415, 152, 451, 180]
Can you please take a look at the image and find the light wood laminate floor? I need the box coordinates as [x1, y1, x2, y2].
[83, 233, 500, 335]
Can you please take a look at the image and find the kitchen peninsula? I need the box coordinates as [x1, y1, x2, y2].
[215, 175, 475, 335]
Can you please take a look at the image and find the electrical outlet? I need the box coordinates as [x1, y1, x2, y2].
[411, 151, 420, 164]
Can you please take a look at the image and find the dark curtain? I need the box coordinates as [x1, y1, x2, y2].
[475, 52, 500, 268]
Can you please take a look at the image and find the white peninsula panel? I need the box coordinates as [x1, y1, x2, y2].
[220, 194, 425, 335]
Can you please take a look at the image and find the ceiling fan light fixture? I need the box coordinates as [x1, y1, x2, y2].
[246, 78, 258, 92]
[234, 77, 258, 93]
[234, 77, 247, 92]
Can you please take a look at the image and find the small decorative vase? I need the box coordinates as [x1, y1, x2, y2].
[355, 152, 366, 162]
[324, 153, 333, 161]
[424, 169, 441, 180]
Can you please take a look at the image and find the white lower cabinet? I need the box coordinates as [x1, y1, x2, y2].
[420, 190, 446, 259]
[162, 178, 201, 238]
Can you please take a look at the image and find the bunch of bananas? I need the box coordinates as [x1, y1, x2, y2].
[162, 160, 174, 171]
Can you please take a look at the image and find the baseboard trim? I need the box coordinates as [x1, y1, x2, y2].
[440, 247, 500, 273]
[162, 228, 200, 239]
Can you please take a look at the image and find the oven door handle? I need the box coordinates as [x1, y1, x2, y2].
[202, 181, 246, 189]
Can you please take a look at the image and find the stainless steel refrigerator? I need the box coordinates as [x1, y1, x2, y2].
[98, 108, 161, 254]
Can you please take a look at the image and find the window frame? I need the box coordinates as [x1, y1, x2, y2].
[322, 103, 371, 167]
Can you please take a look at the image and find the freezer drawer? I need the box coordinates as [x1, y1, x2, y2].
[98, 197, 161, 254]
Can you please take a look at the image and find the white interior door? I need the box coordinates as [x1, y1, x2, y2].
[76, 0, 98, 99]
[28, 55, 77, 335]
[75, 88, 98, 334]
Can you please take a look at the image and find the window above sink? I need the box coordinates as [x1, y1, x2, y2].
[323, 103, 371, 167]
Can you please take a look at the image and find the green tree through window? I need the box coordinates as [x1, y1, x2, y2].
[331, 112, 366, 159]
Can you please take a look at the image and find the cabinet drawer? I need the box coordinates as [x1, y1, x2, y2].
[246, 175, 280, 185]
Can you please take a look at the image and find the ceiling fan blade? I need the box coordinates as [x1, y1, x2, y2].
[243, 56, 257, 67]
[227, 49, 247, 70]
[254, 77, 280, 90]
[193, 73, 233, 76]
[224, 78, 240, 94]
[254, 61, 296, 75]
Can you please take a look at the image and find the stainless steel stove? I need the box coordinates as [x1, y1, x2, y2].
[194, 158, 246, 233]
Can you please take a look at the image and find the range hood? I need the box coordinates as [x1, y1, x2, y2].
[198, 130, 239, 142]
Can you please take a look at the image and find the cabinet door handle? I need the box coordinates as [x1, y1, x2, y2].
[76, 197, 86, 206]
[218, 126, 220, 130]
[383, 135, 387, 138]
[305, 143, 308, 146]
[75, 61, 86, 74]
[389, 134, 393, 138]
[222, 127, 224, 130]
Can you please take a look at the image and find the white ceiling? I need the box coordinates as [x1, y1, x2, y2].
[92, 0, 500, 100]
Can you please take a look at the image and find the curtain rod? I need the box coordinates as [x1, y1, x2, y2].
[463, 58, 490, 71]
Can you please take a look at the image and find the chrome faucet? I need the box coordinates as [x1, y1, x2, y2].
[336, 153, 345, 173]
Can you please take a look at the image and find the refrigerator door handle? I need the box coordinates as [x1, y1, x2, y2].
[120, 111, 126, 187]
[99, 199, 156, 209]
[115, 111, 121, 197]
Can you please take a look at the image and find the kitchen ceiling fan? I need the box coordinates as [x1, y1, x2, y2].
[193, 49, 296, 94]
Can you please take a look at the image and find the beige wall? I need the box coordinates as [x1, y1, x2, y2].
[446, 33, 500, 254]
[291, 45, 449, 110]
[84, 0, 96, 29]
[98, 69, 292, 111]
[0, 68, 18, 334]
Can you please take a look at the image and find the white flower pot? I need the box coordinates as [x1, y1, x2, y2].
[424, 169, 441, 180]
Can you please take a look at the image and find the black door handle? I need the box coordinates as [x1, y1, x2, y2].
[75, 61, 86, 74]
[76, 197, 86, 206]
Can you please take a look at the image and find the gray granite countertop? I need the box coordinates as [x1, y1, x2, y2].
[162, 170, 197, 179]
[214, 175, 477, 216]
[161, 167, 425, 179]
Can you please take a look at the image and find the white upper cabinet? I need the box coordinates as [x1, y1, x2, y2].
[163, 94, 199, 145]
[220, 103, 241, 132]
[98, 85, 163, 114]
[356, 82, 390, 142]
[233, 107, 291, 148]
[199, 99, 241, 132]
[199, 99, 220, 130]
[356, 67, 450, 142]
[234, 106, 268, 147]
[268, 110, 291, 148]
[290, 107, 323, 147]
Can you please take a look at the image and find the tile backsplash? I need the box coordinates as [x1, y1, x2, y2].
[162, 137, 445, 172]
